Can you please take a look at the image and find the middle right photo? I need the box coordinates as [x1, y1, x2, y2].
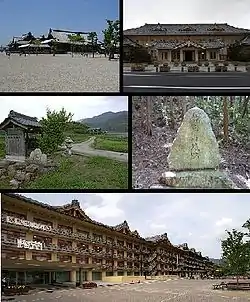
[132, 96, 249, 189]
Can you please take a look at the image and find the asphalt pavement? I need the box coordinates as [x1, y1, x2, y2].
[123, 72, 250, 93]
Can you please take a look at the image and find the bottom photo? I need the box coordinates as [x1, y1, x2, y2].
[1, 193, 250, 301]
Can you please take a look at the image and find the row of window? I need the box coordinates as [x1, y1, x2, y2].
[161, 51, 217, 60]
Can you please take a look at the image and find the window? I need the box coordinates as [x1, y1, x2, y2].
[164, 52, 168, 60]
[32, 252, 52, 261]
[210, 51, 217, 59]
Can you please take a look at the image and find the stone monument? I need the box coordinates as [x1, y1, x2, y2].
[159, 107, 237, 188]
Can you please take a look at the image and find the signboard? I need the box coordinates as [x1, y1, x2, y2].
[17, 239, 43, 250]
[6, 216, 52, 232]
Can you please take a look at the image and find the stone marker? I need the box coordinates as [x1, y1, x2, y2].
[159, 107, 237, 189]
[168, 107, 221, 171]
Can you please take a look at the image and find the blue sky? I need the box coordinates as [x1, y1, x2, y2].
[0, 0, 119, 45]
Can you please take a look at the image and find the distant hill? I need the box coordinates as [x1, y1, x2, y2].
[79, 111, 128, 133]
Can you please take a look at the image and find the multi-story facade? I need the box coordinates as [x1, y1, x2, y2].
[1, 194, 215, 285]
[124, 23, 250, 63]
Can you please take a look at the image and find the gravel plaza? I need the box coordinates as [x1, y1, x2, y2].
[5, 279, 250, 302]
[0, 53, 119, 92]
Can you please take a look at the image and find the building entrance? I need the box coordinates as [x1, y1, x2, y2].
[184, 50, 194, 61]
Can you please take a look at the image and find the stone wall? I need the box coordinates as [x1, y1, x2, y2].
[0, 159, 58, 189]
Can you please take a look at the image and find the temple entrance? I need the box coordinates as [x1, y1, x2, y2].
[184, 50, 194, 61]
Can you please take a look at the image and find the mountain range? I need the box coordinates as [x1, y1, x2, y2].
[79, 111, 128, 133]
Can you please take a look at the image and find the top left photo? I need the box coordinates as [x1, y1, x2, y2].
[0, 0, 120, 92]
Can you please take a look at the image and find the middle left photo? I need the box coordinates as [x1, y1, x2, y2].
[0, 95, 128, 190]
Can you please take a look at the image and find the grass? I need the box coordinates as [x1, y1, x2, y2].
[0, 135, 5, 158]
[25, 154, 128, 189]
[93, 135, 128, 153]
[63, 132, 91, 143]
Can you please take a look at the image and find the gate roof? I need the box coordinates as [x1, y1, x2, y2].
[0, 110, 42, 131]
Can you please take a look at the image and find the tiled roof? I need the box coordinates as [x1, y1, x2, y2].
[123, 36, 141, 47]
[145, 233, 171, 244]
[0, 110, 41, 130]
[124, 23, 250, 36]
[240, 36, 250, 45]
[149, 39, 225, 49]
[51, 29, 89, 44]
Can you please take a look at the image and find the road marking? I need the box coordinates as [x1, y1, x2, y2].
[124, 73, 159, 77]
[124, 85, 250, 90]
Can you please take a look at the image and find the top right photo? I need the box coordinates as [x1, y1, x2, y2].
[123, 0, 250, 93]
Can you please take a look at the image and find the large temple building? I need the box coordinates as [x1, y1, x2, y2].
[123, 23, 250, 63]
[1, 194, 215, 286]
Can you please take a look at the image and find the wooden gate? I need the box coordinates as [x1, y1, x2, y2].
[5, 128, 25, 157]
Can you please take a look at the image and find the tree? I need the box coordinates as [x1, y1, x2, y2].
[68, 33, 85, 57]
[87, 32, 98, 58]
[39, 108, 73, 154]
[223, 96, 229, 144]
[221, 228, 250, 285]
[103, 19, 120, 60]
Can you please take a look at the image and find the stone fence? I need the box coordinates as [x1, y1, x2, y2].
[124, 61, 250, 72]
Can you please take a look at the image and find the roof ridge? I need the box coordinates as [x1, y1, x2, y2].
[9, 110, 38, 122]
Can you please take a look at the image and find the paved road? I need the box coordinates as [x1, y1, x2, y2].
[72, 137, 128, 162]
[123, 72, 250, 93]
[8, 280, 250, 302]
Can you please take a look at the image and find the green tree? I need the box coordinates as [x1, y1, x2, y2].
[39, 108, 73, 154]
[68, 33, 85, 57]
[87, 32, 98, 58]
[103, 19, 120, 60]
[221, 228, 250, 285]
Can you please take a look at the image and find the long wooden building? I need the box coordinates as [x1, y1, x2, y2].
[1, 194, 215, 285]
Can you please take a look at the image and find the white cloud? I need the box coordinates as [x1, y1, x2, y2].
[150, 223, 167, 229]
[124, 0, 250, 30]
[21, 193, 250, 258]
[0, 96, 128, 121]
[215, 217, 233, 227]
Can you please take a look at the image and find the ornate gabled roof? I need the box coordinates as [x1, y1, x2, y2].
[240, 36, 250, 46]
[52, 200, 92, 222]
[113, 220, 130, 231]
[146, 233, 171, 244]
[148, 39, 225, 50]
[0, 110, 41, 131]
[124, 23, 250, 36]
[178, 243, 189, 250]
[112, 220, 140, 237]
[123, 36, 141, 47]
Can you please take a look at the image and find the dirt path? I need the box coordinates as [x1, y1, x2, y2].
[72, 137, 128, 162]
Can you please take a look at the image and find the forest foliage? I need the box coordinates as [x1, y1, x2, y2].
[135, 96, 249, 147]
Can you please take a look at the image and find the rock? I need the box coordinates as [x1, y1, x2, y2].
[30, 148, 42, 161]
[168, 107, 221, 171]
[7, 165, 16, 178]
[14, 162, 27, 170]
[9, 179, 20, 189]
[159, 170, 237, 189]
[26, 164, 39, 173]
[0, 168, 7, 177]
[24, 173, 32, 182]
[0, 175, 7, 180]
[0, 160, 10, 169]
[40, 154, 47, 165]
[15, 170, 26, 182]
